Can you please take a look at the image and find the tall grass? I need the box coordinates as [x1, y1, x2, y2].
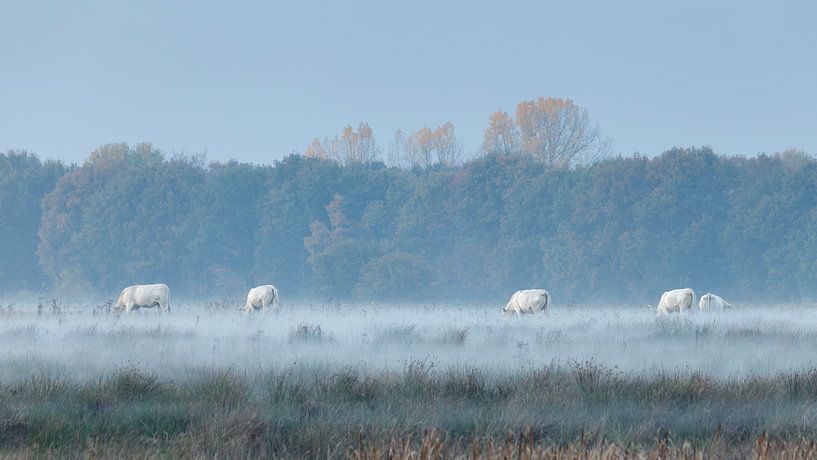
[345, 429, 817, 460]
[5, 302, 817, 456]
[2, 364, 817, 457]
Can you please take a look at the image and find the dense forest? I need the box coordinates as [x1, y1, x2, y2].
[2, 142, 816, 303]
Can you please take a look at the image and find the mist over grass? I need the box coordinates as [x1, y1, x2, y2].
[4, 300, 817, 456]
[2, 300, 817, 380]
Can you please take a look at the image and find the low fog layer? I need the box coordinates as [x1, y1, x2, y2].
[1, 300, 817, 381]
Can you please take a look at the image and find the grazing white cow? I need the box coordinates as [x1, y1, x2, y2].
[244, 285, 279, 312]
[655, 288, 695, 316]
[699, 293, 732, 311]
[114, 284, 170, 313]
[502, 289, 550, 316]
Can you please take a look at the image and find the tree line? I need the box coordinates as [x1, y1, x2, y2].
[2, 142, 816, 303]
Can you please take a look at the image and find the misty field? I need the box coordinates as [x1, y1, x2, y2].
[4, 300, 817, 458]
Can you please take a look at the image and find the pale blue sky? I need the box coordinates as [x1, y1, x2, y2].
[2, 1, 815, 164]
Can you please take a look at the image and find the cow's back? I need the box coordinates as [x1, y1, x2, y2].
[135, 284, 169, 302]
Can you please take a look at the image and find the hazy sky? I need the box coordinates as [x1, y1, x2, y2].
[2, 1, 815, 164]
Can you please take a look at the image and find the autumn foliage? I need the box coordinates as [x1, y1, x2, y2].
[484, 97, 609, 167]
[308, 97, 607, 170]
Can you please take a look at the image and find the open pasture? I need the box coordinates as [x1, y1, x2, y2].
[2, 300, 817, 457]
[2, 300, 817, 378]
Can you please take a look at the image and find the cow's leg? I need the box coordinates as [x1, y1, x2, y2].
[262, 298, 270, 312]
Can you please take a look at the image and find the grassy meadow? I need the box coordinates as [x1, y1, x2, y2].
[2, 299, 817, 458]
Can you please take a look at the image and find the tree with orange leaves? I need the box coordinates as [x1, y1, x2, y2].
[514, 96, 609, 168]
[304, 138, 327, 160]
[481, 110, 518, 156]
[304, 122, 381, 165]
[398, 122, 462, 168]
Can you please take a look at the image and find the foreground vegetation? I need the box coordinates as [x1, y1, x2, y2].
[4, 363, 817, 458]
[2, 303, 817, 457]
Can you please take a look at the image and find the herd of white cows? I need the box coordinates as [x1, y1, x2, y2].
[113, 283, 730, 317]
[500, 288, 732, 316]
[654, 288, 733, 315]
[113, 283, 280, 313]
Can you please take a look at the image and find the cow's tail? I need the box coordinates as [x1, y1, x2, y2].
[272, 285, 280, 311]
[166, 286, 171, 313]
[545, 291, 551, 313]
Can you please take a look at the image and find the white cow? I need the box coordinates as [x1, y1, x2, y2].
[655, 288, 695, 316]
[502, 289, 550, 316]
[699, 293, 732, 311]
[114, 284, 170, 313]
[244, 285, 280, 312]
